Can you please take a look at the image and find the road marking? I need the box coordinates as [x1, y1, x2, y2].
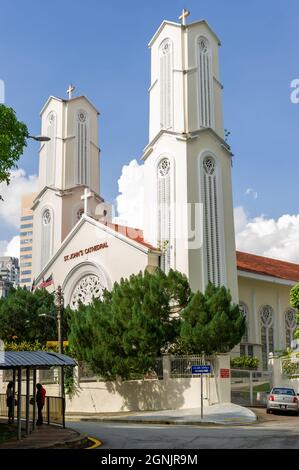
[86, 436, 102, 449]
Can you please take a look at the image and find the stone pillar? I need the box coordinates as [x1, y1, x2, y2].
[215, 354, 231, 403]
[162, 355, 171, 381]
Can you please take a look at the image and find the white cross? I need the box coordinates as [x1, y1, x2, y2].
[67, 84, 75, 100]
[179, 8, 190, 26]
[81, 188, 93, 215]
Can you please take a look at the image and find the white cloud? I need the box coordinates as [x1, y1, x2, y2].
[234, 206, 299, 263]
[245, 188, 258, 200]
[0, 169, 38, 228]
[0, 240, 8, 256]
[114, 159, 144, 229]
[4, 236, 20, 258]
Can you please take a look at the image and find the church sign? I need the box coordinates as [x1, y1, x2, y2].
[64, 242, 109, 262]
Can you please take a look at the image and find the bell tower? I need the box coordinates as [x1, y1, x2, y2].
[142, 12, 238, 301]
[32, 88, 111, 278]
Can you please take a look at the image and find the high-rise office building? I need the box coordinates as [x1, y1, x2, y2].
[20, 192, 36, 289]
[0, 256, 19, 287]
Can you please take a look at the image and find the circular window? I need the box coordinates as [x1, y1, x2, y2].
[199, 37, 208, 53]
[42, 209, 51, 226]
[78, 111, 87, 123]
[260, 305, 274, 328]
[158, 159, 170, 177]
[203, 157, 216, 175]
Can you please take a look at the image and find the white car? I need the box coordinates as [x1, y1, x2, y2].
[267, 387, 299, 415]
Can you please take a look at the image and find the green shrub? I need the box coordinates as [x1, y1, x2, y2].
[230, 356, 259, 369]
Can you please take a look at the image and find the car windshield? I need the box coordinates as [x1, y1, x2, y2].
[272, 388, 295, 396]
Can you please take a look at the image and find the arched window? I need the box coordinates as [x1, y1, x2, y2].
[157, 158, 171, 273]
[260, 305, 274, 370]
[159, 39, 173, 129]
[46, 112, 56, 186]
[202, 156, 221, 286]
[285, 308, 297, 349]
[197, 36, 214, 129]
[239, 302, 249, 343]
[76, 110, 89, 185]
[41, 208, 53, 270]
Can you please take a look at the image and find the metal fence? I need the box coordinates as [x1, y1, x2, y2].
[78, 358, 164, 382]
[231, 369, 271, 407]
[0, 393, 64, 426]
[170, 355, 214, 378]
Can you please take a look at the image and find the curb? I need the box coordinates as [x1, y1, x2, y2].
[70, 417, 257, 427]
[86, 436, 102, 449]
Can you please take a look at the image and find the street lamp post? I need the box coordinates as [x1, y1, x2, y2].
[28, 135, 51, 142]
[54, 285, 64, 355]
[54, 286, 65, 410]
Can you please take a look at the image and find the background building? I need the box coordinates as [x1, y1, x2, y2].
[0, 256, 19, 287]
[0, 278, 12, 298]
[20, 192, 36, 289]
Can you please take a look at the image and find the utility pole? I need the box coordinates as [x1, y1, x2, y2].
[54, 285, 65, 414]
[55, 285, 64, 355]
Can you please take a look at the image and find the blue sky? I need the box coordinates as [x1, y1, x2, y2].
[1, 0, 299, 251]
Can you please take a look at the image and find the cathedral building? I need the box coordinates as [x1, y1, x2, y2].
[29, 13, 299, 370]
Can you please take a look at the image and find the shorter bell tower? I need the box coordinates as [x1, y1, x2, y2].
[32, 87, 111, 279]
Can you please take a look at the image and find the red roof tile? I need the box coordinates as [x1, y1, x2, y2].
[237, 251, 299, 283]
[104, 222, 158, 250]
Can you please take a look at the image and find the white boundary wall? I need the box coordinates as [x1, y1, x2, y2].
[269, 355, 299, 393]
[0, 355, 231, 413]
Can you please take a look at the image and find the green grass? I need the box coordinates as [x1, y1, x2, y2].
[253, 383, 270, 392]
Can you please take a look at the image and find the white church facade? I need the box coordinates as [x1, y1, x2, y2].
[29, 13, 299, 371]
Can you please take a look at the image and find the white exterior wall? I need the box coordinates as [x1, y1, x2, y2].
[34, 216, 159, 306]
[238, 274, 296, 366]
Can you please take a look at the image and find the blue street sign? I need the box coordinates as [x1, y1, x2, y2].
[191, 365, 211, 374]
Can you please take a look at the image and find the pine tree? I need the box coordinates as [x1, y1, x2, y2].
[180, 283, 246, 355]
[68, 269, 191, 380]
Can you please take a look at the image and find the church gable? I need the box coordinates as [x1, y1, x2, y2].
[35, 216, 160, 307]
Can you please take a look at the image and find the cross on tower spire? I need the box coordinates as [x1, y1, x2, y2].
[81, 188, 93, 216]
[67, 84, 75, 100]
[179, 8, 190, 26]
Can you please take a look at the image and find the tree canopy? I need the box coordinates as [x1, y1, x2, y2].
[0, 104, 28, 187]
[180, 283, 246, 355]
[0, 287, 65, 344]
[68, 269, 192, 380]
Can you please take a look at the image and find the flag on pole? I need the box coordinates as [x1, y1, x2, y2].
[39, 274, 54, 288]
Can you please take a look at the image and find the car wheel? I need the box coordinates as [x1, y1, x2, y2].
[266, 409, 271, 414]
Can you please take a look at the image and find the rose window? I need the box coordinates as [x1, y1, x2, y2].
[70, 274, 106, 309]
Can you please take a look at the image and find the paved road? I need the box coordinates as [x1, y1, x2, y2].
[67, 409, 299, 449]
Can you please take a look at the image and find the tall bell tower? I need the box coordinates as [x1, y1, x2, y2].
[142, 11, 238, 300]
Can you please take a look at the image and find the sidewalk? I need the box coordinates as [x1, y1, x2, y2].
[66, 403, 257, 426]
[0, 419, 86, 449]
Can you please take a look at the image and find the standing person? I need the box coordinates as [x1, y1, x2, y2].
[6, 381, 14, 424]
[36, 383, 46, 426]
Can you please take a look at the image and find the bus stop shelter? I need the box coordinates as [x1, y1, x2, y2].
[0, 351, 76, 440]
